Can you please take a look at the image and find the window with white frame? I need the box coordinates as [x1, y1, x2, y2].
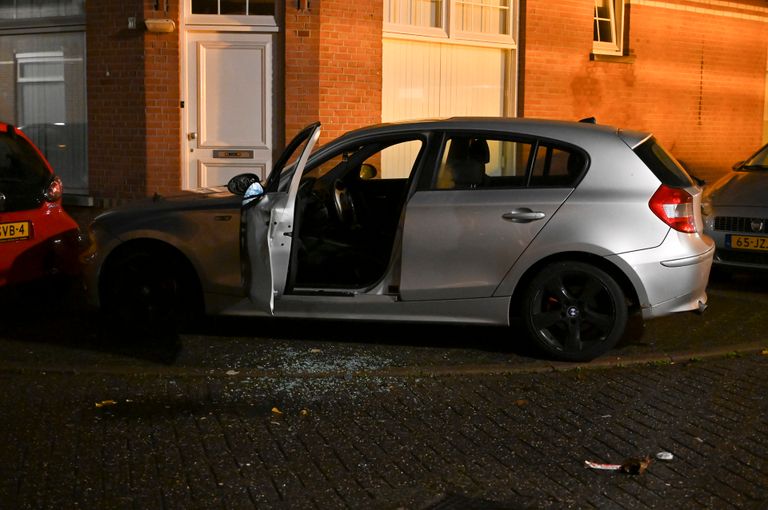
[453, 0, 512, 41]
[593, 0, 625, 55]
[186, 0, 276, 27]
[386, 0, 444, 30]
[384, 0, 514, 44]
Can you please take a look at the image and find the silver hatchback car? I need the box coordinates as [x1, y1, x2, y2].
[83, 119, 713, 361]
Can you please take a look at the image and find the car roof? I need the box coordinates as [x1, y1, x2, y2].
[332, 117, 650, 148]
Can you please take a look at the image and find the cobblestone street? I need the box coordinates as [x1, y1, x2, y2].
[1, 274, 767, 508]
[1, 353, 766, 509]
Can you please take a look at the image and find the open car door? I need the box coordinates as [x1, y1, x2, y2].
[241, 122, 321, 313]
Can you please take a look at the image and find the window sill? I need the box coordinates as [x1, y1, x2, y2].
[590, 52, 636, 64]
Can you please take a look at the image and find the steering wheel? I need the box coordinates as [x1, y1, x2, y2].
[332, 179, 357, 225]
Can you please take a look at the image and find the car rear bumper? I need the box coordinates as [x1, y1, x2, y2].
[0, 207, 81, 287]
[607, 230, 714, 320]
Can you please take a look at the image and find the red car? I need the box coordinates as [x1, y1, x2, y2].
[0, 122, 80, 287]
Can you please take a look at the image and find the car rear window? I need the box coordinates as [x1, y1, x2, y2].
[633, 137, 694, 188]
[0, 129, 51, 211]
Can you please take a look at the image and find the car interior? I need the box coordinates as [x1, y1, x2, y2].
[287, 138, 422, 291]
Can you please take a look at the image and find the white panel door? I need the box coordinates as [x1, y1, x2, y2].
[184, 32, 273, 189]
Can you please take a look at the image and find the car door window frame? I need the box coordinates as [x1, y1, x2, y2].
[421, 131, 590, 191]
[284, 131, 433, 293]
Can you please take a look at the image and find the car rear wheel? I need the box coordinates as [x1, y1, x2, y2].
[522, 261, 627, 362]
[101, 247, 200, 330]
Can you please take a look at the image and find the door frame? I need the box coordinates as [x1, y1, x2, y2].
[180, 3, 283, 190]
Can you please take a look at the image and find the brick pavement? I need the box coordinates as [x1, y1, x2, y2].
[0, 354, 766, 509]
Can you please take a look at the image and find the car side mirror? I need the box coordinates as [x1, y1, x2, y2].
[227, 173, 260, 196]
[359, 163, 377, 180]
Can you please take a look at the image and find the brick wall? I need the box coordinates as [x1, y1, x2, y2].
[143, 0, 181, 197]
[285, 2, 321, 139]
[87, 0, 180, 202]
[285, 0, 383, 144]
[523, 0, 768, 183]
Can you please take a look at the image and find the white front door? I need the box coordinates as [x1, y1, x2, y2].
[184, 32, 273, 189]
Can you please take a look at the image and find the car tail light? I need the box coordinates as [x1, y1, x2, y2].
[44, 176, 63, 202]
[649, 184, 696, 233]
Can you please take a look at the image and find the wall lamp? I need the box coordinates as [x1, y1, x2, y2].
[147, 0, 175, 32]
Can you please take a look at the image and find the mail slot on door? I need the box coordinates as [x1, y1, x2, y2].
[213, 150, 254, 159]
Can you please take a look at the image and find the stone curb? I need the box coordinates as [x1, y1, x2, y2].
[0, 341, 764, 379]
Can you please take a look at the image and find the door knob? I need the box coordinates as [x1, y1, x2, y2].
[187, 132, 197, 141]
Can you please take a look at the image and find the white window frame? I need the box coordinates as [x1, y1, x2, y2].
[16, 51, 65, 83]
[592, 0, 625, 56]
[450, 0, 514, 45]
[384, 0, 516, 46]
[384, 0, 449, 39]
[184, 0, 277, 29]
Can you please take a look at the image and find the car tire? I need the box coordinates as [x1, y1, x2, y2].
[101, 247, 200, 331]
[522, 261, 627, 362]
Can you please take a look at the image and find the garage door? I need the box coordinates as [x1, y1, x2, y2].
[383, 39, 510, 122]
[382, 38, 512, 178]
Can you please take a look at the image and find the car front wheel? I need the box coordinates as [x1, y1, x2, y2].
[101, 247, 200, 330]
[522, 261, 627, 362]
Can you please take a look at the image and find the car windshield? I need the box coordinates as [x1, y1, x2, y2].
[741, 144, 768, 171]
[0, 129, 50, 193]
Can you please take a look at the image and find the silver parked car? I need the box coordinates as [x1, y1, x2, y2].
[83, 119, 713, 361]
[702, 143, 768, 271]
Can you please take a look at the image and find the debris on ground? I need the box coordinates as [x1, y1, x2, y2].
[620, 456, 652, 474]
[95, 399, 117, 408]
[584, 460, 622, 471]
[585, 455, 652, 475]
[656, 451, 674, 461]
[271, 406, 283, 415]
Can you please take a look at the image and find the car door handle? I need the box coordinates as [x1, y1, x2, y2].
[502, 209, 546, 223]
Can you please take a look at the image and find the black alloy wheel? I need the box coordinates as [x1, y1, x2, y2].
[102, 248, 196, 330]
[523, 261, 627, 361]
